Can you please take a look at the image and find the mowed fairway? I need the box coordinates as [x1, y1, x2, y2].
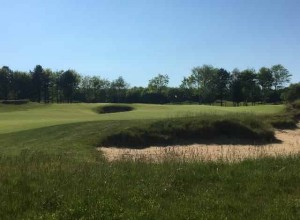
[0, 103, 284, 134]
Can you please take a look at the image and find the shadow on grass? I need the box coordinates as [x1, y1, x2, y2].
[98, 116, 282, 149]
[94, 104, 134, 114]
[99, 137, 282, 150]
[264, 101, 300, 130]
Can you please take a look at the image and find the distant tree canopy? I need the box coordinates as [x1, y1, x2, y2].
[281, 83, 300, 103]
[0, 64, 295, 105]
[148, 74, 169, 93]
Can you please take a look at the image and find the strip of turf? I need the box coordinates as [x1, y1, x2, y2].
[1, 152, 300, 219]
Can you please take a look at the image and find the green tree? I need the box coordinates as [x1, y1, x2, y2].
[240, 69, 258, 104]
[83, 76, 111, 102]
[271, 64, 291, 90]
[110, 76, 129, 103]
[47, 70, 62, 103]
[81, 76, 94, 102]
[230, 68, 243, 106]
[43, 69, 52, 103]
[189, 67, 203, 103]
[53, 70, 64, 103]
[0, 66, 12, 100]
[216, 68, 230, 106]
[31, 65, 51, 103]
[281, 83, 300, 103]
[180, 77, 193, 89]
[93, 77, 110, 102]
[148, 74, 169, 93]
[31, 65, 45, 103]
[59, 70, 81, 103]
[188, 65, 218, 104]
[11, 71, 32, 100]
[179, 77, 195, 103]
[257, 67, 274, 103]
[125, 87, 144, 103]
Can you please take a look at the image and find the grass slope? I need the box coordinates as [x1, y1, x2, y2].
[0, 103, 286, 156]
[0, 120, 128, 157]
[100, 114, 275, 148]
[0, 103, 284, 134]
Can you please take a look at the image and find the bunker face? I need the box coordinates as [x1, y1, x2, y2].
[99, 126, 300, 162]
[98, 117, 275, 148]
[96, 105, 134, 114]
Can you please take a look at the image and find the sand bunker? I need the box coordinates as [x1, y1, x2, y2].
[99, 126, 300, 162]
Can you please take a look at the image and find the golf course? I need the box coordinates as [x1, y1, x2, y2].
[0, 103, 284, 134]
[2, 0, 300, 218]
[0, 103, 285, 155]
[1, 102, 300, 219]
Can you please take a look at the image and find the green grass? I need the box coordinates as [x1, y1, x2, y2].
[0, 103, 284, 134]
[0, 120, 128, 158]
[1, 152, 300, 219]
[0, 103, 285, 156]
[0, 102, 299, 219]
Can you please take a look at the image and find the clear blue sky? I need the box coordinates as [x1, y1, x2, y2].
[1, 0, 299, 86]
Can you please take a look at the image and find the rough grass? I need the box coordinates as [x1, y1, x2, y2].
[265, 113, 298, 129]
[264, 101, 300, 129]
[99, 114, 275, 148]
[99, 103, 300, 148]
[291, 100, 300, 119]
[1, 151, 300, 219]
[94, 104, 134, 114]
[292, 99, 300, 109]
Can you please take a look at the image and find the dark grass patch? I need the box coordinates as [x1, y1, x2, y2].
[265, 114, 298, 129]
[291, 100, 300, 120]
[99, 114, 276, 148]
[264, 102, 300, 129]
[1, 100, 29, 105]
[94, 104, 134, 114]
[292, 99, 300, 109]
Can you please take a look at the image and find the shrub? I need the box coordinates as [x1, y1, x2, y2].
[292, 100, 300, 110]
[282, 83, 300, 102]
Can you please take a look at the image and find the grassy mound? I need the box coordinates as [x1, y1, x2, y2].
[99, 114, 275, 148]
[291, 100, 300, 119]
[265, 113, 298, 129]
[95, 104, 134, 114]
[292, 99, 300, 109]
[265, 101, 300, 129]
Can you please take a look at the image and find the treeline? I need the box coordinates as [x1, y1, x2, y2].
[0, 64, 294, 105]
